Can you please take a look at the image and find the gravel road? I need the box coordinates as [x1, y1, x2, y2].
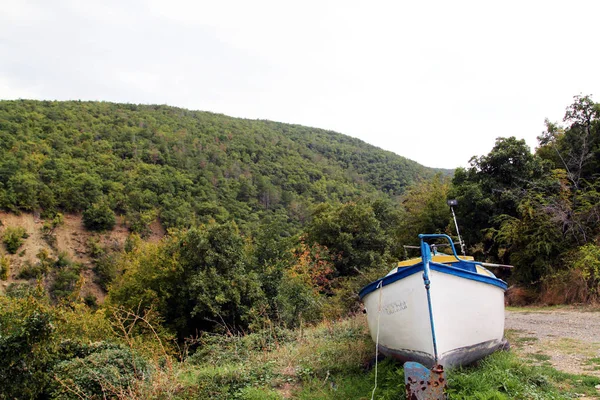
[506, 308, 600, 343]
[505, 307, 600, 379]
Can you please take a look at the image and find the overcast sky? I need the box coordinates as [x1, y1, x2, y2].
[1, 0, 599, 168]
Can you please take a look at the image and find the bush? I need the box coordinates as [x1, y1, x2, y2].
[17, 261, 47, 280]
[83, 202, 116, 231]
[87, 237, 106, 258]
[41, 213, 64, 249]
[195, 362, 278, 400]
[17, 250, 55, 280]
[5, 282, 38, 298]
[126, 209, 157, 237]
[0, 255, 9, 280]
[50, 345, 150, 399]
[571, 243, 600, 299]
[0, 295, 57, 399]
[540, 244, 600, 304]
[83, 294, 98, 308]
[276, 270, 323, 328]
[94, 254, 118, 291]
[50, 264, 82, 302]
[55, 251, 73, 268]
[2, 226, 28, 254]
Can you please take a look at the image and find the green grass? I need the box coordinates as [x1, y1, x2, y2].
[292, 352, 600, 399]
[515, 337, 539, 344]
[528, 353, 552, 362]
[178, 315, 600, 399]
[584, 357, 600, 371]
[504, 329, 538, 349]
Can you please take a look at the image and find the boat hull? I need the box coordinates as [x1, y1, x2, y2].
[361, 264, 506, 368]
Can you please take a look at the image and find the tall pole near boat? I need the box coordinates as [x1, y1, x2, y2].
[405, 234, 455, 398]
[419, 234, 439, 364]
[447, 199, 466, 256]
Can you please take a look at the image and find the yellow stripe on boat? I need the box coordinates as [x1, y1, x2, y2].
[475, 265, 495, 277]
[397, 255, 474, 267]
[395, 255, 494, 277]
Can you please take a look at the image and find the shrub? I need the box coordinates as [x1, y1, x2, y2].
[87, 237, 106, 258]
[0, 255, 9, 280]
[540, 244, 600, 304]
[5, 282, 38, 299]
[17, 261, 48, 280]
[274, 242, 334, 328]
[0, 295, 57, 399]
[505, 286, 536, 306]
[41, 213, 64, 249]
[17, 250, 55, 280]
[50, 264, 82, 302]
[94, 254, 118, 291]
[276, 270, 323, 328]
[55, 251, 73, 268]
[571, 243, 600, 299]
[2, 226, 28, 254]
[83, 202, 116, 231]
[126, 209, 157, 237]
[50, 345, 150, 399]
[83, 294, 98, 309]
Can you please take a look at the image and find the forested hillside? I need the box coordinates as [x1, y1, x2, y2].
[1, 96, 600, 399]
[0, 100, 438, 235]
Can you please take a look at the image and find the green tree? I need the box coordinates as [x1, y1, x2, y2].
[83, 202, 116, 231]
[537, 95, 600, 188]
[109, 222, 265, 337]
[0, 295, 57, 399]
[180, 222, 265, 333]
[306, 200, 397, 276]
[450, 137, 545, 261]
[398, 174, 452, 246]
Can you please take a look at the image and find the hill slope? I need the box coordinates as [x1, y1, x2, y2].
[0, 100, 438, 232]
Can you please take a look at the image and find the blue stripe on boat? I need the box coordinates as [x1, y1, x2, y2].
[358, 262, 508, 300]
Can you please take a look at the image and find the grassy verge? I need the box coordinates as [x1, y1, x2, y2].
[177, 315, 600, 399]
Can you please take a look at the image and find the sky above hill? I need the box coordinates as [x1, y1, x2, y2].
[1, 0, 599, 168]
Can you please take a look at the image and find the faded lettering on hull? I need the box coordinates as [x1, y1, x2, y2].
[383, 300, 408, 315]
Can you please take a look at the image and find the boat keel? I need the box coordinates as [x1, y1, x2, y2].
[380, 338, 509, 369]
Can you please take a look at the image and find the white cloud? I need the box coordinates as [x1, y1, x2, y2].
[1, 0, 599, 168]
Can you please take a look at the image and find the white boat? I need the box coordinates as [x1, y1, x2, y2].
[359, 234, 508, 369]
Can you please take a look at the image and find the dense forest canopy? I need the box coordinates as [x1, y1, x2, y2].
[0, 100, 440, 235]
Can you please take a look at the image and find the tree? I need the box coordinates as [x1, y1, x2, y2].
[180, 222, 265, 332]
[398, 174, 452, 246]
[0, 295, 57, 399]
[109, 221, 265, 337]
[450, 137, 545, 261]
[537, 95, 600, 188]
[83, 202, 116, 231]
[306, 200, 397, 276]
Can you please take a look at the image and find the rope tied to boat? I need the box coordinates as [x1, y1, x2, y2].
[370, 280, 383, 400]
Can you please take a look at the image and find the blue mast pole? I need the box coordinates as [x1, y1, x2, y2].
[419, 234, 439, 364]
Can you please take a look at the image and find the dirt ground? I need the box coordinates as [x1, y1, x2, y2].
[505, 307, 600, 378]
[0, 212, 165, 302]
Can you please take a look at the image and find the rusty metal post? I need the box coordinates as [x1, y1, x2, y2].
[404, 361, 447, 399]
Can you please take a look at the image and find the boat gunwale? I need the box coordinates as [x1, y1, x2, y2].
[358, 261, 508, 300]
